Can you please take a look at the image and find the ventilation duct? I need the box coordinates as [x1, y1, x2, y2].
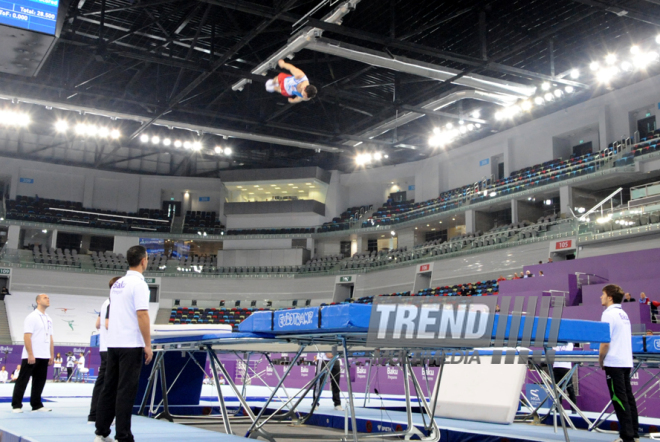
[344, 90, 519, 147]
[232, 0, 361, 92]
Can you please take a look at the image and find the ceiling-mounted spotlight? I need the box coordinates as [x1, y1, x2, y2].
[174, 140, 182, 148]
[183, 141, 192, 149]
[224, 147, 232, 156]
[214, 146, 222, 154]
[54, 120, 68, 133]
[589, 61, 600, 71]
[151, 136, 160, 145]
[564, 86, 574, 93]
[534, 96, 545, 105]
[373, 152, 383, 161]
[569, 69, 580, 79]
[192, 141, 202, 151]
[139, 134, 149, 143]
[605, 53, 617, 65]
[110, 129, 120, 139]
[163, 138, 171, 146]
[541, 82, 551, 91]
[97, 127, 109, 138]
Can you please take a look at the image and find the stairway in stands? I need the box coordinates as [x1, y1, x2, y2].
[154, 307, 173, 324]
[171, 215, 185, 234]
[0, 301, 12, 344]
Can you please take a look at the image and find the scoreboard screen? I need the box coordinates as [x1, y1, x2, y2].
[0, 0, 59, 35]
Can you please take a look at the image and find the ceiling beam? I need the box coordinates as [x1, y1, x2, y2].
[129, 0, 302, 139]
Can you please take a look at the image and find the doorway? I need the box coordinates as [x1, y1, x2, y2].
[162, 201, 182, 218]
[638, 115, 657, 138]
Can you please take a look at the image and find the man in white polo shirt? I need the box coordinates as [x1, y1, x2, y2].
[88, 276, 121, 424]
[600, 284, 639, 442]
[94, 246, 152, 442]
[11, 293, 54, 413]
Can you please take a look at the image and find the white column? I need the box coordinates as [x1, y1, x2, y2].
[511, 199, 519, 224]
[465, 209, 476, 234]
[50, 229, 58, 249]
[559, 186, 573, 216]
[6, 225, 20, 249]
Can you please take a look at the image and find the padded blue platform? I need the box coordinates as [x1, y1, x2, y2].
[632, 335, 660, 353]
[152, 332, 274, 345]
[239, 304, 611, 344]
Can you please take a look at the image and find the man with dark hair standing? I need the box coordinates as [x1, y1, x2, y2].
[600, 284, 638, 442]
[11, 293, 53, 413]
[88, 276, 121, 424]
[94, 247, 153, 442]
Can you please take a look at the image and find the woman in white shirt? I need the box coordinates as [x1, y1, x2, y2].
[53, 353, 62, 382]
[0, 366, 8, 383]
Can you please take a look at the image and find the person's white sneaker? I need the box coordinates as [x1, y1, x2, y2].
[32, 407, 52, 412]
[334, 405, 344, 411]
[93, 435, 115, 442]
[12, 408, 23, 413]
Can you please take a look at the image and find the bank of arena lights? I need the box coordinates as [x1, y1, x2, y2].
[54, 121, 121, 139]
[428, 121, 482, 148]
[140, 133, 204, 151]
[355, 151, 388, 166]
[588, 41, 660, 85]
[0, 110, 30, 127]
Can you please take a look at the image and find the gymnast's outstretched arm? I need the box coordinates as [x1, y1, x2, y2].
[278, 59, 306, 79]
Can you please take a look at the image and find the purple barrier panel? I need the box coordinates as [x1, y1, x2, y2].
[411, 366, 439, 397]
[348, 365, 369, 394]
[577, 366, 660, 419]
[0, 345, 101, 381]
[371, 365, 406, 395]
[525, 248, 660, 281]
[499, 274, 571, 297]
[282, 364, 316, 389]
[583, 277, 660, 306]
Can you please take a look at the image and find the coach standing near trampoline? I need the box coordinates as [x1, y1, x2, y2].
[94, 246, 153, 442]
[11, 293, 53, 413]
[599, 284, 639, 442]
[88, 276, 121, 424]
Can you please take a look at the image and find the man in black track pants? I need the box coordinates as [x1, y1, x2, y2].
[599, 284, 639, 442]
[94, 246, 153, 442]
[11, 293, 53, 413]
[88, 276, 121, 424]
[313, 352, 343, 411]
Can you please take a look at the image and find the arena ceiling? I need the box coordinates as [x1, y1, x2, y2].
[0, 0, 659, 175]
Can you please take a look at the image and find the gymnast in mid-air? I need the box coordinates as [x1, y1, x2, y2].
[265, 59, 317, 103]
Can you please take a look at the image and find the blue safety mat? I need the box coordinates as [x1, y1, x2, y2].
[152, 332, 274, 345]
[239, 304, 611, 344]
[632, 335, 660, 353]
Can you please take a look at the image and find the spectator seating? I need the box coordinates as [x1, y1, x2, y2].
[31, 245, 81, 267]
[361, 146, 619, 229]
[147, 253, 169, 272]
[353, 279, 500, 304]
[319, 205, 373, 232]
[225, 227, 315, 236]
[168, 307, 265, 331]
[5, 196, 171, 232]
[182, 211, 224, 235]
[300, 254, 343, 272]
[91, 251, 128, 270]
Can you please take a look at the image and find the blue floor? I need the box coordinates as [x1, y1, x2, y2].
[0, 403, 246, 442]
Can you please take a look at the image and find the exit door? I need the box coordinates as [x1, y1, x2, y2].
[162, 201, 182, 217]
